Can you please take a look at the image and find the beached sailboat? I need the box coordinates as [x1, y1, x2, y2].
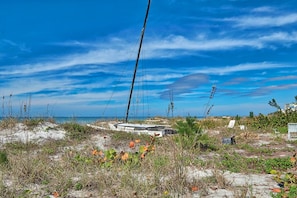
[106, 0, 175, 136]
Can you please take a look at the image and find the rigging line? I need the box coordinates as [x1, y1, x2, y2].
[138, 56, 149, 119]
[131, 63, 145, 120]
[102, 28, 142, 118]
[102, 56, 138, 118]
[142, 59, 150, 118]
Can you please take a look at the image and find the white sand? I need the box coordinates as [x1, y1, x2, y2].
[0, 122, 66, 146]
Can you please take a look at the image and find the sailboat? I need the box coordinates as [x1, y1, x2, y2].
[106, 0, 175, 137]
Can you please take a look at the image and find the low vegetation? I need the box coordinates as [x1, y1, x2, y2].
[0, 110, 297, 197]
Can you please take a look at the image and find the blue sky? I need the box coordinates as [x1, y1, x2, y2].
[1, 0, 297, 118]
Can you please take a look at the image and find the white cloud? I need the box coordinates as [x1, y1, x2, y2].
[228, 13, 297, 28]
[3, 31, 293, 78]
[251, 6, 274, 13]
[193, 62, 293, 75]
[146, 35, 263, 50]
[259, 32, 297, 42]
[1, 39, 31, 53]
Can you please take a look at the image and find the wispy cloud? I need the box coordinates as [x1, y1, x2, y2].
[227, 13, 297, 28]
[193, 62, 293, 75]
[1, 39, 31, 53]
[147, 35, 263, 51]
[159, 73, 209, 99]
[265, 75, 297, 82]
[7, 30, 293, 78]
[223, 77, 250, 85]
[259, 32, 297, 42]
[251, 6, 274, 13]
[248, 83, 297, 96]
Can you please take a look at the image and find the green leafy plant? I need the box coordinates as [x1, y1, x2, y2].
[174, 116, 203, 149]
[264, 157, 292, 173]
[90, 135, 156, 169]
[270, 155, 297, 198]
[74, 182, 83, 191]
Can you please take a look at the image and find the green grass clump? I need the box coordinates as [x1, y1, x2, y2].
[62, 122, 93, 140]
[219, 153, 292, 173]
[0, 150, 8, 165]
[23, 118, 45, 129]
[264, 157, 292, 173]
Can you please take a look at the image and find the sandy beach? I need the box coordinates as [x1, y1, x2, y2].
[0, 118, 295, 197]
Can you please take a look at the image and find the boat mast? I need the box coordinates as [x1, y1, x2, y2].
[125, 0, 151, 123]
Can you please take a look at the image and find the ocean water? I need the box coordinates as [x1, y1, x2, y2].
[0, 116, 204, 125]
[53, 117, 121, 124]
[0, 116, 122, 124]
[52, 116, 204, 124]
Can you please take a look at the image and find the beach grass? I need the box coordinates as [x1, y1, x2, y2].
[0, 114, 297, 197]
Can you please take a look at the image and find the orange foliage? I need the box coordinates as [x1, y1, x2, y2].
[98, 150, 104, 156]
[129, 141, 135, 148]
[272, 188, 281, 193]
[140, 153, 145, 159]
[53, 191, 59, 198]
[121, 152, 129, 161]
[92, 149, 99, 155]
[191, 186, 199, 192]
[151, 145, 155, 151]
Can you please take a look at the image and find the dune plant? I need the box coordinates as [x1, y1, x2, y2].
[174, 116, 203, 149]
[62, 122, 94, 140]
[0, 117, 17, 129]
[0, 150, 8, 165]
[23, 118, 45, 129]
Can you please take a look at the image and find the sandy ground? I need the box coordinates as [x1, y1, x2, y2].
[0, 122, 289, 197]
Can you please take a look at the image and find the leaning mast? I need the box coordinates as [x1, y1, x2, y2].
[125, 0, 151, 123]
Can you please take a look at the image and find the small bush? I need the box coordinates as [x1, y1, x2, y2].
[62, 122, 92, 140]
[23, 118, 44, 129]
[0, 150, 9, 165]
[174, 116, 203, 149]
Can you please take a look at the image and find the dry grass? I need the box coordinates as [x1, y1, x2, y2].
[0, 117, 295, 197]
[0, 117, 17, 130]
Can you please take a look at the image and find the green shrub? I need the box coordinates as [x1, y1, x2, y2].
[174, 116, 203, 149]
[62, 122, 91, 140]
[0, 150, 8, 165]
[264, 157, 292, 173]
[23, 118, 44, 128]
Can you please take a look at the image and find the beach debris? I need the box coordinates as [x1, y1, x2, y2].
[222, 136, 236, 145]
[239, 131, 259, 139]
[288, 123, 297, 141]
[227, 120, 235, 128]
[239, 125, 245, 130]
